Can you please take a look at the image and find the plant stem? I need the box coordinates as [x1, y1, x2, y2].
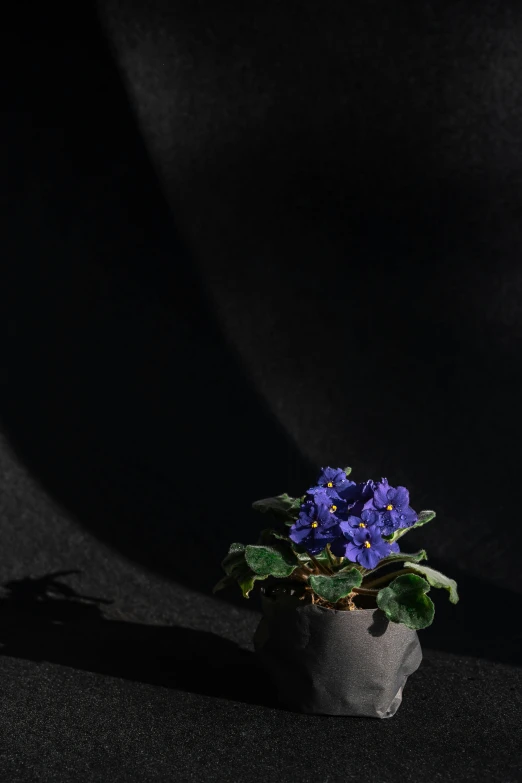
[362, 559, 395, 578]
[352, 586, 378, 595]
[292, 567, 312, 582]
[309, 554, 331, 575]
[325, 545, 335, 570]
[362, 567, 413, 590]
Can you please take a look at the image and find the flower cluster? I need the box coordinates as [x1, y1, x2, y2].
[217, 464, 457, 628]
[289, 467, 419, 569]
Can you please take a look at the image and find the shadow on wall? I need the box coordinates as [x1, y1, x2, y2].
[3, 0, 522, 599]
[0, 237, 314, 591]
[1, 4, 314, 590]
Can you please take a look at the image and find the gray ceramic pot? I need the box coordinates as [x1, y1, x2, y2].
[253, 590, 422, 718]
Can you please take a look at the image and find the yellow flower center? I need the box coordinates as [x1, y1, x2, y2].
[358, 522, 366, 528]
[364, 541, 371, 549]
[386, 504, 394, 511]
[330, 505, 337, 513]
[327, 482, 334, 488]
[311, 521, 319, 528]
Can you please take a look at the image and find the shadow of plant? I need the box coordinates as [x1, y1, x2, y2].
[0, 571, 279, 708]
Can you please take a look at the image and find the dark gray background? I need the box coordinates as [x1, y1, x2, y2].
[5, 0, 522, 593]
[1, 1, 521, 779]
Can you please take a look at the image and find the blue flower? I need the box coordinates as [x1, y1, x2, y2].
[302, 487, 331, 506]
[338, 479, 375, 516]
[339, 508, 381, 533]
[303, 489, 349, 520]
[331, 525, 399, 569]
[289, 501, 341, 555]
[371, 478, 418, 535]
[325, 496, 349, 519]
[307, 467, 354, 499]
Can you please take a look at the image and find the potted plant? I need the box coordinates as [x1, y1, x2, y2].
[214, 466, 459, 718]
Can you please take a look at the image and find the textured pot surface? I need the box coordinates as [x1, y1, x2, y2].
[254, 593, 422, 718]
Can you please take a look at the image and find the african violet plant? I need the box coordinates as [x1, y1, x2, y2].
[214, 466, 459, 630]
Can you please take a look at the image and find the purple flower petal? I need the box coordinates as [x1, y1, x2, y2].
[371, 540, 393, 559]
[361, 508, 381, 527]
[339, 519, 354, 535]
[351, 527, 370, 545]
[330, 538, 349, 557]
[379, 509, 401, 536]
[289, 524, 313, 545]
[401, 506, 418, 526]
[357, 546, 382, 570]
[327, 498, 348, 519]
[345, 542, 360, 563]
[343, 514, 364, 529]
[372, 480, 391, 509]
[306, 485, 328, 496]
[337, 481, 359, 503]
[392, 486, 410, 509]
[306, 541, 327, 555]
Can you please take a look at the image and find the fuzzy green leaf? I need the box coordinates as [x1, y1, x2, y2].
[313, 550, 332, 564]
[236, 570, 268, 598]
[377, 573, 435, 630]
[399, 549, 428, 563]
[258, 528, 291, 545]
[258, 529, 310, 565]
[404, 563, 459, 604]
[291, 542, 315, 563]
[365, 549, 428, 574]
[212, 573, 236, 594]
[213, 542, 268, 598]
[343, 467, 352, 476]
[213, 570, 266, 599]
[245, 544, 299, 578]
[221, 543, 246, 575]
[413, 510, 437, 528]
[252, 494, 302, 524]
[338, 562, 365, 574]
[309, 569, 363, 603]
[384, 510, 437, 543]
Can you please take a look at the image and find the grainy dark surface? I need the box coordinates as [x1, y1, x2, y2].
[0, 438, 520, 782]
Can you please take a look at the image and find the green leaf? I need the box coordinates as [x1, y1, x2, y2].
[384, 510, 437, 543]
[236, 570, 268, 598]
[258, 530, 310, 566]
[413, 510, 437, 528]
[364, 549, 428, 574]
[221, 543, 246, 575]
[213, 569, 266, 599]
[212, 574, 236, 594]
[291, 542, 316, 563]
[252, 493, 302, 524]
[245, 544, 299, 578]
[313, 550, 331, 564]
[338, 562, 364, 574]
[258, 528, 291, 545]
[404, 563, 459, 604]
[309, 569, 363, 603]
[399, 549, 428, 563]
[377, 574, 435, 630]
[213, 542, 268, 598]
[343, 467, 352, 476]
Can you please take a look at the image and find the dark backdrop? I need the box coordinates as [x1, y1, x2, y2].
[2, 0, 522, 598]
